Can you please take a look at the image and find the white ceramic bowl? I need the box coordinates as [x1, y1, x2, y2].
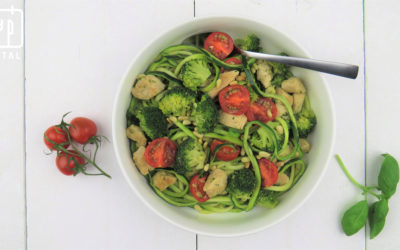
[112, 16, 335, 237]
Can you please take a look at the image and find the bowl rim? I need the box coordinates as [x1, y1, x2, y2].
[112, 15, 336, 237]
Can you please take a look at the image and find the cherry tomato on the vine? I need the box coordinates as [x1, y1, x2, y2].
[56, 150, 85, 176]
[44, 126, 69, 150]
[69, 117, 97, 144]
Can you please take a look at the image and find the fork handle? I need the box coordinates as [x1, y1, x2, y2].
[242, 50, 359, 79]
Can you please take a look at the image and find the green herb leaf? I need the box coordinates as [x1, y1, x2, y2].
[369, 199, 389, 239]
[378, 154, 399, 199]
[341, 200, 369, 236]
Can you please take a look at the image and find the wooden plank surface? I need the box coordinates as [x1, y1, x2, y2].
[365, 0, 400, 249]
[25, 1, 195, 249]
[0, 0, 25, 249]
[3, 0, 399, 249]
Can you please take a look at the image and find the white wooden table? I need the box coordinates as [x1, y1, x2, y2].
[1, 0, 399, 249]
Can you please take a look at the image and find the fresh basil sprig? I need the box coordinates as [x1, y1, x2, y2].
[335, 154, 399, 239]
[369, 199, 389, 239]
[378, 154, 400, 199]
[341, 200, 369, 236]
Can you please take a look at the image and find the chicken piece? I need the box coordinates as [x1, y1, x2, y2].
[203, 169, 228, 198]
[293, 93, 305, 114]
[256, 60, 273, 89]
[276, 173, 289, 186]
[126, 125, 147, 147]
[219, 111, 247, 130]
[299, 138, 311, 153]
[207, 70, 239, 98]
[278, 144, 293, 158]
[281, 77, 306, 94]
[276, 102, 288, 118]
[132, 146, 154, 175]
[276, 88, 293, 106]
[131, 75, 165, 100]
[153, 170, 176, 191]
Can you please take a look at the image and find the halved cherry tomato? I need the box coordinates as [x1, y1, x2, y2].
[210, 140, 240, 161]
[189, 174, 209, 202]
[245, 97, 277, 123]
[145, 138, 177, 168]
[44, 126, 69, 150]
[204, 32, 234, 60]
[218, 85, 251, 115]
[56, 150, 85, 176]
[224, 57, 241, 65]
[69, 117, 97, 144]
[221, 57, 242, 72]
[258, 158, 278, 187]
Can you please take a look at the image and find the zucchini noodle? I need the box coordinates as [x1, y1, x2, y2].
[126, 34, 316, 214]
[265, 159, 305, 192]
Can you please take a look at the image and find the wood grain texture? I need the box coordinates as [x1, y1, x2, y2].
[365, 0, 400, 249]
[7, 0, 399, 249]
[0, 0, 25, 249]
[196, 0, 366, 249]
[25, 1, 195, 249]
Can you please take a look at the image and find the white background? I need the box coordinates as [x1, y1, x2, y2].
[0, 0, 399, 249]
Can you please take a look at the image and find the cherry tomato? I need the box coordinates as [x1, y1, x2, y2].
[204, 32, 234, 60]
[210, 140, 240, 161]
[56, 150, 85, 176]
[245, 97, 277, 123]
[258, 158, 278, 187]
[189, 174, 209, 202]
[145, 138, 177, 168]
[224, 57, 241, 65]
[44, 126, 69, 150]
[218, 85, 251, 115]
[69, 117, 97, 144]
[221, 57, 242, 72]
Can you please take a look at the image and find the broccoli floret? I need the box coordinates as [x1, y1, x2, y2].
[174, 137, 206, 177]
[158, 87, 196, 116]
[234, 34, 261, 52]
[296, 96, 316, 138]
[269, 53, 293, 87]
[249, 123, 284, 153]
[227, 168, 257, 202]
[136, 107, 168, 140]
[256, 189, 279, 208]
[181, 58, 212, 91]
[191, 95, 219, 133]
[126, 96, 141, 126]
[126, 96, 160, 126]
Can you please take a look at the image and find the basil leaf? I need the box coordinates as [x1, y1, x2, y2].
[341, 200, 369, 236]
[369, 199, 389, 239]
[378, 154, 399, 199]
